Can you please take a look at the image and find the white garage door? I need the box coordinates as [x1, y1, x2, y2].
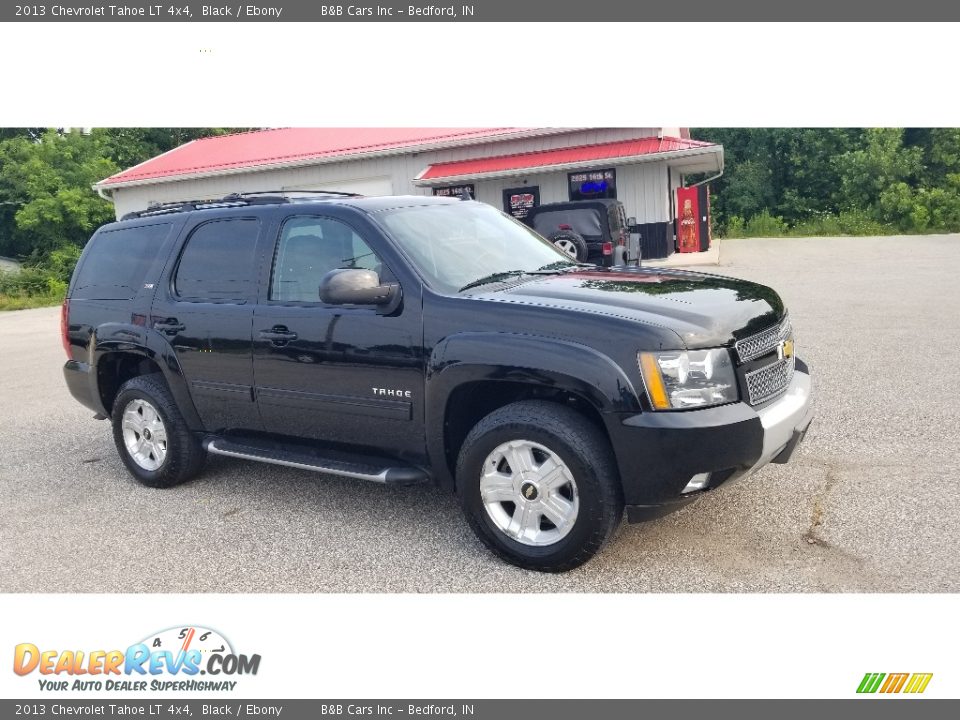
[284, 177, 393, 196]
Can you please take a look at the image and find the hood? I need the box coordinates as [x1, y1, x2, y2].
[474, 267, 785, 348]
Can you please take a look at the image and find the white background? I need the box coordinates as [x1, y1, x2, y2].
[1, 20, 958, 700]
[2, 594, 957, 699]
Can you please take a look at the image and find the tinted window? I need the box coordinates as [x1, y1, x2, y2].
[73, 223, 171, 300]
[175, 219, 260, 301]
[270, 217, 383, 302]
[530, 209, 604, 239]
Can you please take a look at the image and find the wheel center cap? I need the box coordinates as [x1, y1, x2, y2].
[519, 481, 540, 502]
[142, 428, 152, 441]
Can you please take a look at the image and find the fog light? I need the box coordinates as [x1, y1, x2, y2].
[682, 472, 711, 494]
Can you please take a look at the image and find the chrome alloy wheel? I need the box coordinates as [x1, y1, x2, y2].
[479, 440, 580, 547]
[553, 238, 578, 258]
[121, 398, 168, 471]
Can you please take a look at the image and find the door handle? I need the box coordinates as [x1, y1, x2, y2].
[154, 318, 186, 335]
[259, 326, 298, 343]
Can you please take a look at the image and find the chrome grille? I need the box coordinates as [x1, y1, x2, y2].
[735, 316, 792, 363]
[745, 354, 795, 405]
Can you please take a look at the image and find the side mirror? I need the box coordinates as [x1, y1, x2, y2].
[319, 268, 397, 306]
[626, 216, 637, 227]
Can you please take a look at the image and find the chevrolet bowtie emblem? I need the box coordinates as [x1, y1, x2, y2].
[779, 338, 794, 360]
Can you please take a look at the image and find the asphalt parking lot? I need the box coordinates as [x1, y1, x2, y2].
[2, 234, 958, 592]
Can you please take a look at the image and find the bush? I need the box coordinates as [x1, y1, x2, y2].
[743, 210, 788, 237]
[0, 242, 80, 310]
[789, 209, 894, 236]
[46, 244, 82, 282]
[723, 215, 746, 238]
[834, 209, 895, 235]
[723, 208, 904, 239]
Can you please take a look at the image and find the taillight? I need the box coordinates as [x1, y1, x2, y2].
[61, 299, 73, 360]
[602, 242, 613, 256]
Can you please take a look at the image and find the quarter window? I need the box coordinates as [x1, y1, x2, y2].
[270, 217, 384, 303]
[175, 218, 260, 301]
[73, 223, 172, 300]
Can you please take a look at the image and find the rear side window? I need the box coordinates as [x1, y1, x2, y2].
[175, 218, 260, 301]
[73, 223, 171, 300]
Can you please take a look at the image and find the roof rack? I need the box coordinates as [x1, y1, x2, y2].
[236, 189, 363, 198]
[119, 189, 362, 221]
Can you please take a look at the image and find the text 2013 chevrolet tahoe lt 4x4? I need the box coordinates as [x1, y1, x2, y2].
[62, 192, 813, 571]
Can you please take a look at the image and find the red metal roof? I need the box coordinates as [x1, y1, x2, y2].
[416, 136, 717, 182]
[100, 127, 535, 186]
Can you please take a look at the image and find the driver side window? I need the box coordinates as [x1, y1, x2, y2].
[269, 217, 383, 302]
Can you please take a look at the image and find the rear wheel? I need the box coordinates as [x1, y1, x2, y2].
[457, 400, 623, 572]
[111, 373, 205, 488]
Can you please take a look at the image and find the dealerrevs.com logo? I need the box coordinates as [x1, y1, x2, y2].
[13, 626, 261, 693]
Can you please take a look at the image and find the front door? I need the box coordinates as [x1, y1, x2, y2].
[252, 214, 423, 460]
[151, 215, 263, 433]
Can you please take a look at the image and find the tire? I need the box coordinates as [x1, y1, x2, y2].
[549, 230, 589, 262]
[111, 373, 205, 488]
[456, 400, 624, 572]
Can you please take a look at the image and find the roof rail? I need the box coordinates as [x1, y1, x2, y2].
[119, 189, 363, 221]
[234, 189, 363, 198]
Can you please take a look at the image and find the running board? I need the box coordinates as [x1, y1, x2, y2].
[204, 437, 428, 485]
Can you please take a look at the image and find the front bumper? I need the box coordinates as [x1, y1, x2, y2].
[607, 360, 813, 522]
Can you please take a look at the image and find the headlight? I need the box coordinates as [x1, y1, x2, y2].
[638, 348, 738, 410]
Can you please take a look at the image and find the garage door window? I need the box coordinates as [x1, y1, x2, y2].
[175, 218, 260, 302]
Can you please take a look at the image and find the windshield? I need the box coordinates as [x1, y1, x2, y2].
[376, 202, 578, 293]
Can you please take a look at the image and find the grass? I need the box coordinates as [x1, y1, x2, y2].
[722, 209, 901, 239]
[0, 260, 71, 311]
[0, 291, 64, 311]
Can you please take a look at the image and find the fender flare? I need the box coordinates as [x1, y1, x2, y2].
[90, 323, 204, 430]
[425, 332, 642, 488]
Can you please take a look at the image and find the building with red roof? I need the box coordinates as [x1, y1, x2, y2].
[95, 127, 723, 257]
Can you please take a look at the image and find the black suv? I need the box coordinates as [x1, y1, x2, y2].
[63, 192, 813, 572]
[524, 199, 639, 267]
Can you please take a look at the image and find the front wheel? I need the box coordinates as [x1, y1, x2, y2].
[456, 400, 623, 572]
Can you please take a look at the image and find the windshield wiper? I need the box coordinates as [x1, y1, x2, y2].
[458, 270, 527, 293]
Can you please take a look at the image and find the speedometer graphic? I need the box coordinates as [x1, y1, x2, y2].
[138, 626, 234, 659]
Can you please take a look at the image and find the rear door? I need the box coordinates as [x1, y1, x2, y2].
[251, 212, 424, 459]
[150, 214, 265, 433]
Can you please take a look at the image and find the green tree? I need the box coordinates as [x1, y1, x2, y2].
[0, 130, 118, 255]
[834, 128, 922, 211]
[102, 128, 247, 169]
[692, 127, 960, 235]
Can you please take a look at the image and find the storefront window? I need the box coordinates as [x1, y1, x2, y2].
[432, 184, 476, 199]
[502, 186, 540, 221]
[568, 168, 617, 200]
